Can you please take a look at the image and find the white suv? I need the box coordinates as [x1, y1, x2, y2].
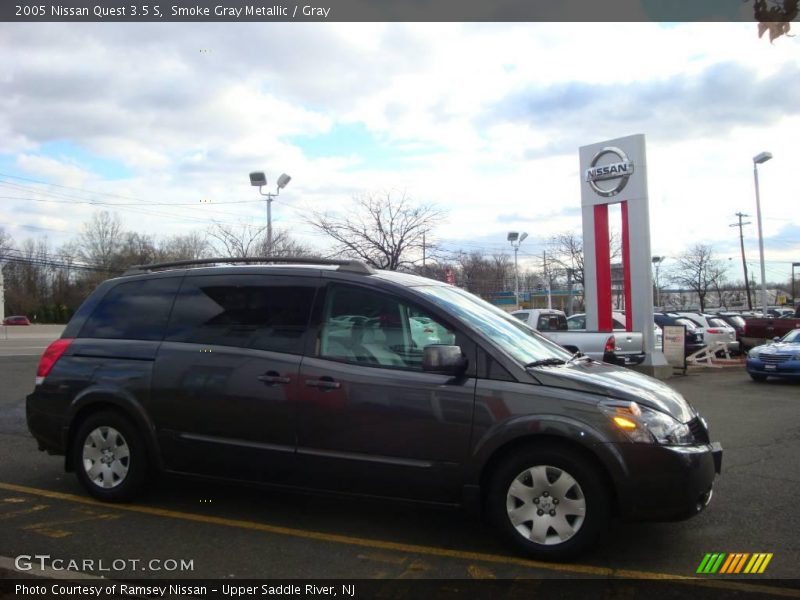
[675, 312, 739, 354]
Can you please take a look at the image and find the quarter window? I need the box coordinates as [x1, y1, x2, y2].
[80, 277, 181, 341]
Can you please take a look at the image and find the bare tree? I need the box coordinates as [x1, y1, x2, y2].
[548, 231, 622, 288]
[306, 192, 445, 270]
[207, 223, 313, 259]
[157, 232, 212, 261]
[207, 222, 268, 258]
[0, 227, 12, 258]
[118, 232, 158, 267]
[548, 232, 586, 287]
[78, 211, 123, 269]
[254, 230, 314, 258]
[670, 244, 725, 312]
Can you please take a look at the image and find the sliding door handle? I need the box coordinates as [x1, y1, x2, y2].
[257, 372, 291, 385]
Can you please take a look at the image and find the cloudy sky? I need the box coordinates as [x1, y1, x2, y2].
[1, 21, 798, 282]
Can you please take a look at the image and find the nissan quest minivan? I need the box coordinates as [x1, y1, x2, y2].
[27, 258, 722, 560]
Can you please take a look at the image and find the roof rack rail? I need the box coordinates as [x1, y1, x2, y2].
[122, 256, 375, 276]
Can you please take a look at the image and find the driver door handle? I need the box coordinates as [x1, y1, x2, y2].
[305, 377, 341, 390]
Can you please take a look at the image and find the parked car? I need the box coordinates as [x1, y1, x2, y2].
[2, 315, 31, 326]
[746, 329, 800, 382]
[766, 307, 795, 318]
[653, 313, 705, 356]
[511, 308, 643, 364]
[715, 313, 747, 348]
[27, 257, 722, 561]
[567, 311, 662, 351]
[743, 316, 800, 351]
[674, 312, 739, 355]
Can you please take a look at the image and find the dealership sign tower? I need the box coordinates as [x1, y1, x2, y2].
[579, 134, 668, 373]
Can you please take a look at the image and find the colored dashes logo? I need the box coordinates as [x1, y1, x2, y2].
[697, 553, 773, 574]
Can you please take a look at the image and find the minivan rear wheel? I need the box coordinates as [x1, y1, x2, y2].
[72, 410, 147, 502]
[488, 446, 610, 560]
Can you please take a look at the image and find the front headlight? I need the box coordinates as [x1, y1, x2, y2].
[748, 347, 762, 358]
[599, 401, 694, 445]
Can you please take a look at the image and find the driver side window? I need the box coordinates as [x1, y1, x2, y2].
[318, 285, 455, 370]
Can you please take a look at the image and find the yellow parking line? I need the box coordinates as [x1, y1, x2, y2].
[0, 482, 796, 597]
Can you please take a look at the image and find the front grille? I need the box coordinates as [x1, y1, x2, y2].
[688, 416, 710, 444]
[759, 353, 792, 364]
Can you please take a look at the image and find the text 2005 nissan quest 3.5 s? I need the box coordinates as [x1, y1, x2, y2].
[27, 257, 722, 560]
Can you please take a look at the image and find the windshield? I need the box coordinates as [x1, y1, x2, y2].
[781, 329, 800, 343]
[676, 318, 699, 331]
[723, 315, 746, 328]
[416, 285, 572, 365]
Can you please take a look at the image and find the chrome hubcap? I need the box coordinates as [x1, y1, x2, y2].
[82, 426, 130, 489]
[506, 465, 586, 545]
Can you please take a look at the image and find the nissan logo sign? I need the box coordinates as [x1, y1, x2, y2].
[585, 146, 634, 197]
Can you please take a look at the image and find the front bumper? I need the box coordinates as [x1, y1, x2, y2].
[612, 440, 722, 522]
[746, 358, 800, 378]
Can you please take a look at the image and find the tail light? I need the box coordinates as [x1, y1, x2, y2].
[35, 338, 73, 385]
[604, 335, 616, 353]
[706, 328, 723, 334]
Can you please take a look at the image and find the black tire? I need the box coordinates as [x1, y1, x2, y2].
[749, 373, 768, 382]
[72, 410, 148, 502]
[487, 446, 611, 561]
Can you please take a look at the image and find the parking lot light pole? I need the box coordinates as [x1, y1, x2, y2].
[752, 152, 772, 316]
[793, 262, 800, 307]
[250, 171, 291, 253]
[508, 231, 528, 307]
[651, 256, 665, 309]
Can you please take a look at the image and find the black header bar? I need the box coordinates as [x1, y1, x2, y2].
[1, 0, 783, 23]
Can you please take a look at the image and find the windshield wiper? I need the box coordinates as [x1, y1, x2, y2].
[565, 351, 591, 365]
[525, 358, 566, 368]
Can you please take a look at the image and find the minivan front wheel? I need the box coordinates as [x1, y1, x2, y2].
[488, 447, 610, 560]
[72, 411, 147, 501]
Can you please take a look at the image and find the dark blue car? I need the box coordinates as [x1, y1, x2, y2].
[746, 329, 800, 382]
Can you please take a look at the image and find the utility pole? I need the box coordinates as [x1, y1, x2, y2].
[730, 212, 753, 310]
[543, 250, 552, 309]
[422, 231, 426, 267]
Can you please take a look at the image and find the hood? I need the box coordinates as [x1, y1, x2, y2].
[532, 361, 694, 422]
[752, 342, 799, 355]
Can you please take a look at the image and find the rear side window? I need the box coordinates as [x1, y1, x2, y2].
[80, 277, 181, 341]
[567, 315, 585, 330]
[166, 274, 316, 354]
[537, 314, 567, 331]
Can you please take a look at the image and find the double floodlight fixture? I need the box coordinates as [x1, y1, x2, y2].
[249, 170, 292, 253]
[249, 171, 292, 192]
[507, 231, 528, 244]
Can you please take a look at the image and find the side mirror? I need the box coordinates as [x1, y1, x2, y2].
[773, 336, 781, 343]
[422, 345, 467, 375]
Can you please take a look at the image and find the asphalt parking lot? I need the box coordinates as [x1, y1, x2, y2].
[0, 327, 798, 595]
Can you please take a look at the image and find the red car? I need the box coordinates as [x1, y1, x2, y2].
[3, 315, 31, 326]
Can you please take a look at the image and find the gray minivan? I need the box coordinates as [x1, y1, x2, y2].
[27, 258, 722, 560]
